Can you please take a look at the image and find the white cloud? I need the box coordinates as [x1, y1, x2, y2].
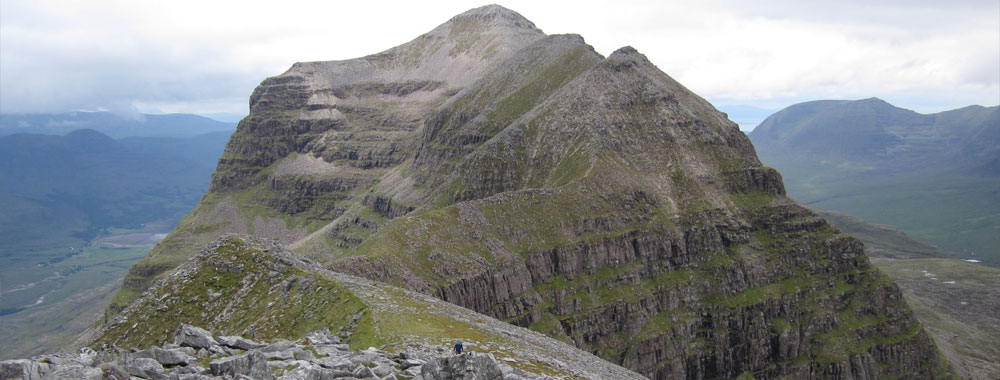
[1, 0, 997, 116]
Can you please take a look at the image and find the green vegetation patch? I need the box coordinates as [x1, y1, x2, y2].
[94, 237, 368, 349]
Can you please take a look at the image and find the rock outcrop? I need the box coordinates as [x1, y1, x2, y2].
[4, 323, 561, 380]
[107, 5, 956, 380]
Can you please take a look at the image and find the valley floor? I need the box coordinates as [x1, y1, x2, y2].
[870, 257, 1000, 380]
[0, 226, 163, 359]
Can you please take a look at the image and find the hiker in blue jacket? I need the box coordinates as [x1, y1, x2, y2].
[454, 340, 463, 354]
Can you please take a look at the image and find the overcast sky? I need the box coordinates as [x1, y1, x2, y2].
[1, 0, 997, 129]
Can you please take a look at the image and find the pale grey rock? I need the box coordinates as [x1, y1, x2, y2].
[278, 362, 354, 380]
[97, 362, 130, 380]
[218, 335, 266, 350]
[316, 356, 354, 371]
[403, 367, 422, 378]
[210, 350, 274, 380]
[208, 344, 235, 356]
[305, 329, 340, 345]
[77, 347, 98, 366]
[353, 363, 376, 378]
[36, 355, 81, 366]
[179, 375, 213, 380]
[174, 324, 218, 349]
[313, 346, 346, 357]
[126, 357, 170, 380]
[261, 340, 297, 352]
[2, 359, 51, 380]
[133, 346, 191, 366]
[372, 363, 395, 377]
[294, 348, 316, 361]
[349, 351, 383, 366]
[421, 353, 503, 380]
[400, 358, 426, 369]
[40, 365, 103, 380]
[263, 349, 295, 360]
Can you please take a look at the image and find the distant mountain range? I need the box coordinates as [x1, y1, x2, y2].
[0, 111, 236, 138]
[749, 98, 999, 264]
[0, 127, 233, 256]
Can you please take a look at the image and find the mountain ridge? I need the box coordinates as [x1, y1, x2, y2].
[109, 5, 954, 379]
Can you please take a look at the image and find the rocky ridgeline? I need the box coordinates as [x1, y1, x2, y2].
[3, 324, 553, 380]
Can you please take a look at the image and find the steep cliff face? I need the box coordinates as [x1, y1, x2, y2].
[111, 5, 954, 379]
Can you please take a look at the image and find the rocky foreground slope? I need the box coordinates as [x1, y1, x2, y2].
[4, 324, 553, 380]
[74, 235, 641, 379]
[110, 5, 955, 379]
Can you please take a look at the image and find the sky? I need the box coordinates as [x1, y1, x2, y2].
[1, 0, 998, 129]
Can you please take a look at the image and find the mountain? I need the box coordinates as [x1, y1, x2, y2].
[748, 98, 1000, 264]
[0, 112, 236, 138]
[0, 128, 231, 359]
[109, 5, 953, 379]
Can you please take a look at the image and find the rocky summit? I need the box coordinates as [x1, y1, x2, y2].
[107, 5, 954, 379]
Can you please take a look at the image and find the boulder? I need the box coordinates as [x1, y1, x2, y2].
[421, 353, 503, 380]
[262, 349, 295, 360]
[210, 350, 274, 380]
[353, 364, 376, 378]
[372, 363, 395, 377]
[315, 356, 354, 371]
[218, 335, 266, 350]
[261, 340, 297, 352]
[126, 357, 171, 380]
[348, 351, 383, 366]
[133, 346, 191, 366]
[1, 359, 51, 380]
[174, 324, 218, 349]
[399, 358, 426, 369]
[304, 329, 340, 345]
[97, 362, 130, 380]
[277, 362, 354, 380]
[179, 375, 213, 380]
[40, 365, 103, 380]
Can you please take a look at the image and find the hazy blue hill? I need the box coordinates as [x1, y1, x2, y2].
[749, 98, 1000, 264]
[0, 111, 236, 138]
[0, 129, 213, 250]
[118, 130, 233, 171]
